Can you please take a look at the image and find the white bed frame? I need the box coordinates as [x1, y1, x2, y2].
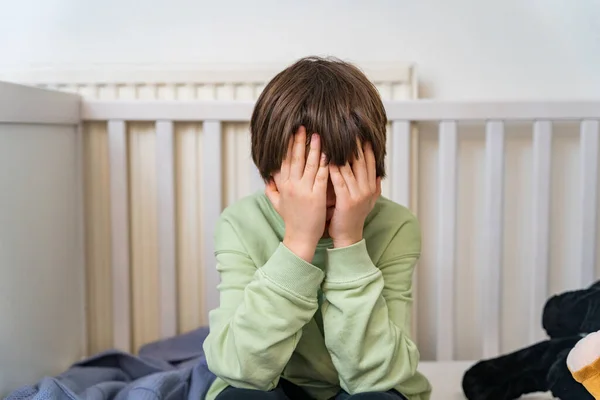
[1, 79, 599, 400]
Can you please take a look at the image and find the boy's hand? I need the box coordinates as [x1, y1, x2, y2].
[328, 141, 381, 248]
[265, 126, 329, 262]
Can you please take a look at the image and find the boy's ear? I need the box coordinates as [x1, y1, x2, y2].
[267, 175, 278, 189]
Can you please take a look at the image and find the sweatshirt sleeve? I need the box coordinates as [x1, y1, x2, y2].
[202, 217, 325, 391]
[320, 216, 421, 394]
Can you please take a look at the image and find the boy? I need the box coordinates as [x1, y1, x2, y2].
[202, 57, 432, 400]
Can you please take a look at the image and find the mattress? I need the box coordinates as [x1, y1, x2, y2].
[418, 361, 554, 399]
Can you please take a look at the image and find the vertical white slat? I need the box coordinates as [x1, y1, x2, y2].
[107, 120, 131, 352]
[202, 121, 223, 321]
[391, 121, 412, 208]
[390, 120, 418, 341]
[579, 120, 600, 286]
[436, 121, 458, 361]
[176, 125, 203, 332]
[75, 122, 88, 356]
[482, 121, 505, 359]
[410, 125, 420, 216]
[223, 124, 237, 207]
[155, 120, 177, 339]
[530, 121, 553, 343]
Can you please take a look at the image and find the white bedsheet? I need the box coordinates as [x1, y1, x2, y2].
[417, 361, 555, 400]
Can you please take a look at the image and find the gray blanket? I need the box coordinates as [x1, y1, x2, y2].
[4, 327, 217, 400]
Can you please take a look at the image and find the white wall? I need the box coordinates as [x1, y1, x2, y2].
[1, 0, 600, 99]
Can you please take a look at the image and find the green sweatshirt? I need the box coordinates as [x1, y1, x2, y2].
[202, 192, 432, 400]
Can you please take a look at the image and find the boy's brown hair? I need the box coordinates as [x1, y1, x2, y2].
[250, 56, 387, 181]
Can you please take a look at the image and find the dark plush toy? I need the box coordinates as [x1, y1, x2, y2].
[462, 280, 600, 399]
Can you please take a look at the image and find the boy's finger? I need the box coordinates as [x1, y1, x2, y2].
[313, 153, 329, 190]
[280, 134, 294, 180]
[329, 165, 347, 195]
[364, 142, 377, 192]
[303, 133, 321, 183]
[352, 139, 368, 191]
[290, 126, 307, 180]
[340, 162, 360, 198]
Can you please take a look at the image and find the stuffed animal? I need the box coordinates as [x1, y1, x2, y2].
[462, 281, 600, 399]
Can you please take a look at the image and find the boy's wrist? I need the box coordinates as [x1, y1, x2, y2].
[332, 233, 363, 249]
[283, 236, 316, 262]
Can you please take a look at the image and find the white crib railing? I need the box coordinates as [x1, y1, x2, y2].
[79, 99, 600, 362]
[0, 82, 86, 394]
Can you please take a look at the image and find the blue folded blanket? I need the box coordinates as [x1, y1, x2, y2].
[5, 326, 217, 400]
